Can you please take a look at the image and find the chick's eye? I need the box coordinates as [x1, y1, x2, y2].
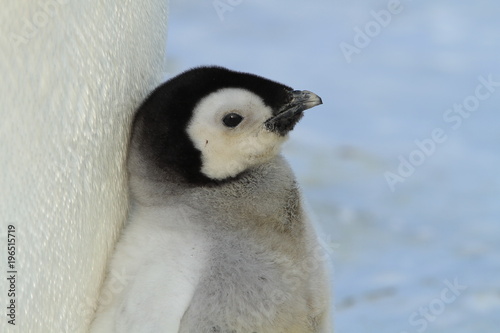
[222, 113, 244, 128]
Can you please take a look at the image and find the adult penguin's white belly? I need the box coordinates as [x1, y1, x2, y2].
[0, 2, 168, 332]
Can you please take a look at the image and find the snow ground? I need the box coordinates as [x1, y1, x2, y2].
[166, 0, 500, 331]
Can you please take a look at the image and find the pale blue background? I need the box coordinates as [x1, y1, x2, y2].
[166, 1, 500, 331]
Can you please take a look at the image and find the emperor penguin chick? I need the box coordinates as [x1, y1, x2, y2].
[91, 66, 332, 333]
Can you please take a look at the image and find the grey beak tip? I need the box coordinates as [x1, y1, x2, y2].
[296, 90, 323, 110]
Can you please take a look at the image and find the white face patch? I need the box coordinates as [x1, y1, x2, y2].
[187, 88, 287, 180]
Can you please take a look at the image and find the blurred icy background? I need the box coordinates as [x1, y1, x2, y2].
[165, 0, 500, 332]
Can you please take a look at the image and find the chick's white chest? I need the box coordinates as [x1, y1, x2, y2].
[112, 204, 210, 332]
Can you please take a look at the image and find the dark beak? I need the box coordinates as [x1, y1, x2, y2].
[265, 90, 323, 136]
